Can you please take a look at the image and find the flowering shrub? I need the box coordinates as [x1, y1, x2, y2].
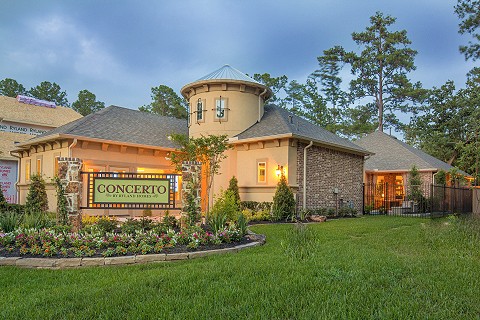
[0, 222, 245, 258]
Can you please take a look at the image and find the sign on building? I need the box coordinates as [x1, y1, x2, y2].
[93, 178, 170, 204]
[0, 160, 18, 204]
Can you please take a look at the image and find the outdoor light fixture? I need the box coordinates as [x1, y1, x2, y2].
[275, 165, 284, 177]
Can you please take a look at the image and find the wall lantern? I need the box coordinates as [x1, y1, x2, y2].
[275, 165, 284, 177]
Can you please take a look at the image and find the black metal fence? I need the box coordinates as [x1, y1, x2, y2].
[363, 183, 472, 218]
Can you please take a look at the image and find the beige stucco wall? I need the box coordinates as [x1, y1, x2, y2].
[17, 140, 71, 212]
[217, 138, 297, 203]
[184, 81, 267, 138]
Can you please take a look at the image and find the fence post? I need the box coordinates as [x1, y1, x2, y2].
[362, 183, 365, 215]
[430, 184, 434, 218]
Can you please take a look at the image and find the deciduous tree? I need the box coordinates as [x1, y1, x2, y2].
[169, 134, 232, 212]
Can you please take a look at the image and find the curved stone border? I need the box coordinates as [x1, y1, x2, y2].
[0, 233, 266, 269]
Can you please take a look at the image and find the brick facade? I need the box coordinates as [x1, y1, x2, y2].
[296, 142, 364, 212]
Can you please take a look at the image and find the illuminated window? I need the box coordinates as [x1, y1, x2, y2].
[36, 157, 42, 175]
[54, 154, 60, 176]
[196, 99, 203, 122]
[215, 97, 228, 121]
[257, 162, 266, 183]
[25, 159, 31, 181]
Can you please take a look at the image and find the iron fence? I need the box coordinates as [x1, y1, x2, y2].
[363, 182, 472, 218]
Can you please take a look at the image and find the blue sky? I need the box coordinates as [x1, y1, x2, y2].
[0, 1, 476, 110]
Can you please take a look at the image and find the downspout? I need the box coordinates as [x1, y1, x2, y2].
[258, 88, 268, 122]
[9, 150, 22, 205]
[68, 138, 78, 158]
[303, 141, 314, 210]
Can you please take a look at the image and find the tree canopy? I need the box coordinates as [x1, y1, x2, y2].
[72, 89, 105, 116]
[0, 78, 26, 97]
[28, 81, 69, 107]
[139, 85, 188, 119]
[455, 0, 480, 61]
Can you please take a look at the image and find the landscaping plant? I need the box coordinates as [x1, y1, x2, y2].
[271, 174, 296, 221]
[25, 174, 49, 214]
[227, 175, 241, 210]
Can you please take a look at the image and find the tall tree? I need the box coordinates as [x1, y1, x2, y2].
[285, 78, 331, 128]
[71, 89, 105, 116]
[331, 12, 425, 134]
[311, 46, 348, 132]
[139, 85, 187, 119]
[0, 78, 26, 97]
[455, 0, 480, 61]
[405, 79, 479, 177]
[28, 81, 69, 107]
[252, 73, 288, 106]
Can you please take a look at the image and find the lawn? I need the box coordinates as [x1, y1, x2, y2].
[1, 216, 479, 319]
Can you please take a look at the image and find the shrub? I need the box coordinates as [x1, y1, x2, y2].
[0, 211, 22, 232]
[210, 189, 240, 223]
[271, 174, 296, 221]
[21, 212, 54, 229]
[0, 186, 7, 211]
[227, 176, 241, 210]
[25, 174, 49, 214]
[96, 217, 117, 234]
[240, 201, 272, 212]
[54, 176, 68, 225]
[162, 211, 178, 229]
[183, 191, 200, 226]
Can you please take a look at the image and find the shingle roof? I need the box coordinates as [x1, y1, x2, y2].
[235, 104, 370, 154]
[0, 132, 32, 160]
[355, 130, 469, 174]
[19, 106, 188, 149]
[0, 95, 82, 127]
[195, 65, 261, 84]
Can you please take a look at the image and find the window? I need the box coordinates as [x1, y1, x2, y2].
[25, 159, 31, 181]
[196, 98, 203, 122]
[215, 96, 228, 121]
[54, 153, 61, 176]
[257, 162, 266, 183]
[36, 157, 42, 175]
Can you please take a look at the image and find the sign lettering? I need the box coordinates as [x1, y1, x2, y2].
[93, 178, 170, 204]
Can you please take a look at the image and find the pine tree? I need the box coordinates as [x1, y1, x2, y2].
[272, 174, 296, 220]
[25, 174, 49, 214]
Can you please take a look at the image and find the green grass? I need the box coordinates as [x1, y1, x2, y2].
[1, 216, 480, 319]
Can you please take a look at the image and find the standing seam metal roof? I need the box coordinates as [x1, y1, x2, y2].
[195, 65, 261, 84]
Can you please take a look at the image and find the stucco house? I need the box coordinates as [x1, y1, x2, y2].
[13, 65, 371, 216]
[0, 95, 82, 204]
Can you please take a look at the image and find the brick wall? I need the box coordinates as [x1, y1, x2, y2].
[296, 142, 364, 212]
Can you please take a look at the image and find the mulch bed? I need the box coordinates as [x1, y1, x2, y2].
[0, 236, 256, 259]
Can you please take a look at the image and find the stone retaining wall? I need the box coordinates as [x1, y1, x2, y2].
[0, 234, 265, 269]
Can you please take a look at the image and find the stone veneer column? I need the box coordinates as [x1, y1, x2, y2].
[57, 157, 83, 229]
[181, 161, 202, 218]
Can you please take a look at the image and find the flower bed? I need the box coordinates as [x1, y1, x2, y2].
[0, 225, 249, 259]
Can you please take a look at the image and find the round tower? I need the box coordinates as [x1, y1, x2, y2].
[180, 65, 272, 138]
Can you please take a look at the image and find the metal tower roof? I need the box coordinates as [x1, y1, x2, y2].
[195, 65, 261, 84]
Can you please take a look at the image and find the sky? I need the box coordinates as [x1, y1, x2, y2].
[0, 0, 477, 111]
